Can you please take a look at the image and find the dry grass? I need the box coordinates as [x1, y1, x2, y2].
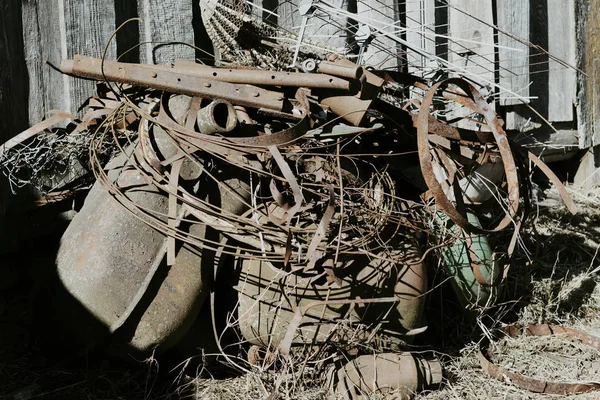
[414, 187, 600, 400]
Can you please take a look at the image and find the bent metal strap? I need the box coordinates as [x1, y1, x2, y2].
[416, 78, 520, 234]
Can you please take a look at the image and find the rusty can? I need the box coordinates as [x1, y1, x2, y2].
[235, 229, 427, 349]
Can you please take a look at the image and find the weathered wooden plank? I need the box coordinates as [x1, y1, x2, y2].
[575, 0, 597, 149]
[0, 0, 29, 251]
[22, 0, 68, 124]
[356, 0, 399, 69]
[547, 0, 576, 122]
[496, 0, 530, 106]
[63, 0, 117, 112]
[448, 0, 495, 89]
[138, 0, 196, 65]
[446, 0, 495, 130]
[277, 0, 349, 55]
[0, 0, 29, 141]
[405, 0, 437, 76]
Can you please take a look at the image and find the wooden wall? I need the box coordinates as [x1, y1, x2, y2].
[0, 0, 587, 142]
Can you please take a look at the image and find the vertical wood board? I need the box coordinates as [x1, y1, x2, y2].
[448, 0, 495, 89]
[138, 0, 195, 65]
[405, 0, 437, 76]
[547, 0, 576, 122]
[356, 0, 399, 69]
[22, 0, 69, 123]
[497, 0, 530, 106]
[64, 0, 117, 113]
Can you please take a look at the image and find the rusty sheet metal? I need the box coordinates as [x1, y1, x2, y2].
[55, 150, 206, 354]
[174, 59, 354, 91]
[55, 94, 251, 356]
[416, 78, 520, 234]
[61, 55, 285, 111]
[478, 324, 600, 395]
[319, 94, 375, 126]
[411, 114, 495, 144]
[157, 89, 310, 155]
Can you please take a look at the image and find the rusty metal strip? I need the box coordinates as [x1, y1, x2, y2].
[416, 79, 520, 233]
[268, 145, 304, 225]
[174, 59, 354, 91]
[478, 324, 600, 394]
[62, 55, 285, 111]
[527, 152, 577, 215]
[411, 114, 495, 144]
[278, 297, 401, 357]
[157, 91, 310, 153]
[305, 185, 336, 269]
[167, 159, 184, 266]
[185, 97, 203, 130]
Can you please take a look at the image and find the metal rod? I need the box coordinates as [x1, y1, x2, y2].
[173, 59, 353, 91]
[61, 55, 285, 111]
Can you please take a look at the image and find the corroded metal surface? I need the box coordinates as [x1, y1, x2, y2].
[61, 55, 285, 111]
[55, 94, 250, 355]
[174, 59, 353, 91]
[236, 229, 427, 349]
[332, 353, 443, 400]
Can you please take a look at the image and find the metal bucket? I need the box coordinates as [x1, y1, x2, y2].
[235, 231, 427, 349]
[54, 95, 249, 355]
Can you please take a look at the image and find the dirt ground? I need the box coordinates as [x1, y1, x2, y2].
[1, 187, 599, 400]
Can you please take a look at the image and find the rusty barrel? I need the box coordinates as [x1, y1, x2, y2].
[54, 94, 248, 356]
[235, 231, 427, 349]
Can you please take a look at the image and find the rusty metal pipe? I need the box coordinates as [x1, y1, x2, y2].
[60, 55, 285, 111]
[196, 100, 238, 135]
[318, 60, 363, 80]
[173, 59, 353, 91]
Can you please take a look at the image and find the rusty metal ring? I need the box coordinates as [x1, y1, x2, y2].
[478, 324, 600, 395]
[416, 78, 520, 233]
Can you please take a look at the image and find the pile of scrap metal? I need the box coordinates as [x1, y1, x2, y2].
[0, 4, 578, 400]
